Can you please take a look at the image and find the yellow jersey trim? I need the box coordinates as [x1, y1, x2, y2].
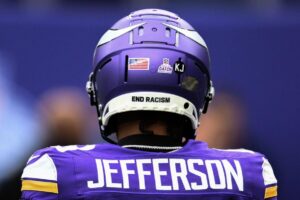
[265, 185, 277, 199]
[21, 180, 58, 194]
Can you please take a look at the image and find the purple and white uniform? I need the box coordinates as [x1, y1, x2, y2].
[21, 140, 277, 199]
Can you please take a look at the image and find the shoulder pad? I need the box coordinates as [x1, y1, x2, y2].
[262, 157, 278, 199]
[21, 148, 58, 194]
[262, 157, 277, 186]
[22, 153, 57, 181]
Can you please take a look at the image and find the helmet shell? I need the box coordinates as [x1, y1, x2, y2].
[89, 9, 213, 140]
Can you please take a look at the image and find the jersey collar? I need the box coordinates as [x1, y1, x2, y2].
[118, 134, 184, 152]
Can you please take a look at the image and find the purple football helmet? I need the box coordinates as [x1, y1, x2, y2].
[86, 9, 214, 143]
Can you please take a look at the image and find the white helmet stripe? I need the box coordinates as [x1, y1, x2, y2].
[97, 22, 146, 46]
[162, 23, 207, 48]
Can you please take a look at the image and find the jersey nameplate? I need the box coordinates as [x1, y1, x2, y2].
[87, 158, 244, 192]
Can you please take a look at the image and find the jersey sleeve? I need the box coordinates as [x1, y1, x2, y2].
[20, 148, 58, 200]
[261, 157, 278, 199]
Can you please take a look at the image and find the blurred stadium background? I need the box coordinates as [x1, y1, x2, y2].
[0, 0, 299, 199]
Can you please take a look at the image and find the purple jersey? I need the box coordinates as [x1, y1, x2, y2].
[21, 140, 277, 199]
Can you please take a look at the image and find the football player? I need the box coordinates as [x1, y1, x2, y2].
[20, 9, 278, 199]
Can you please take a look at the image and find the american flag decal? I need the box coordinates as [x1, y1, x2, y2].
[128, 58, 150, 70]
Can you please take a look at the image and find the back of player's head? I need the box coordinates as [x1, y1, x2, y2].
[86, 9, 214, 143]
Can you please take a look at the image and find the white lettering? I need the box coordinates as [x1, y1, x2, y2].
[120, 160, 135, 189]
[222, 160, 244, 191]
[87, 158, 244, 192]
[55, 145, 95, 152]
[153, 158, 172, 190]
[170, 159, 191, 190]
[206, 160, 226, 189]
[103, 160, 122, 188]
[87, 159, 104, 188]
[187, 159, 208, 190]
[175, 63, 184, 72]
[136, 159, 152, 190]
